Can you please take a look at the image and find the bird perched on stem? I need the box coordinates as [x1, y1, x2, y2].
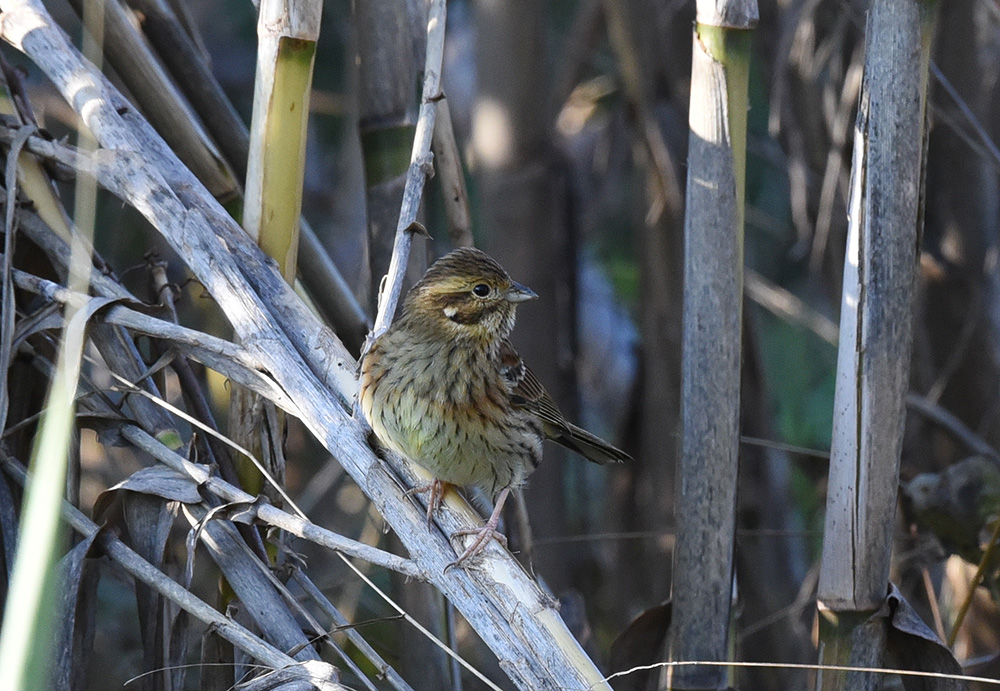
[359, 247, 631, 567]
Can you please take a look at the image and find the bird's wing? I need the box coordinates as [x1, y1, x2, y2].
[498, 339, 571, 434]
[498, 340, 632, 464]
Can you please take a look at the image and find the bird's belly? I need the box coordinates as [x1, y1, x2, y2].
[365, 384, 541, 496]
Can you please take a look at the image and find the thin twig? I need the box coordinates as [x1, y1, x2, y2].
[431, 96, 473, 248]
[906, 393, 1000, 463]
[930, 61, 1000, 170]
[810, 53, 862, 271]
[919, 566, 946, 644]
[745, 269, 839, 345]
[369, 0, 447, 342]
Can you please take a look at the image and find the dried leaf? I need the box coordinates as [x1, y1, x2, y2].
[124, 492, 178, 691]
[94, 465, 202, 522]
[882, 583, 967, 691]
[54, 528, 100, 691]
[609, 600, 671, 691]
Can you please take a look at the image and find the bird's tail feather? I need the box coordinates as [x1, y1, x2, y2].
[553, 423, 632, 465]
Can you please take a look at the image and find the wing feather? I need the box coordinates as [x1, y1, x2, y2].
[497, 340, 632, 464]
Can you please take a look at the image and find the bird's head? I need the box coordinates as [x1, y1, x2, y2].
[401, 247, 537, 344]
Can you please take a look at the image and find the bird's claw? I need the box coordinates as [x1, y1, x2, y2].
[405, 479, 449, 527]
[446, 522, 508, 571]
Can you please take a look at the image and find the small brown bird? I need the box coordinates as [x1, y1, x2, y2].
[359, 247, 631, 566]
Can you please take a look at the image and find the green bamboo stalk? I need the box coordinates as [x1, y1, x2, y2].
[243, 0, 320, 282]
[234, 0, 320, 498]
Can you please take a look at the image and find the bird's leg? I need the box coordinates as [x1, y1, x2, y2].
[448, 487, 511, 568]
[405, 479, 451, 526]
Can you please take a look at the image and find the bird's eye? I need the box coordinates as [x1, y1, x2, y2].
[472, 284, 491, 297]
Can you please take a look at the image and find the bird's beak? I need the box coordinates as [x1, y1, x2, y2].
[505, 281, 538, 303]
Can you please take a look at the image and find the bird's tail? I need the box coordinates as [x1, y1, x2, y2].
[553, 423, 632, 465]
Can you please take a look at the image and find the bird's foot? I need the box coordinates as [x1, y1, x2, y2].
[447, 520, 508, 570]
[446, 486, 512, 570]
[405, 479, 450, 527]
